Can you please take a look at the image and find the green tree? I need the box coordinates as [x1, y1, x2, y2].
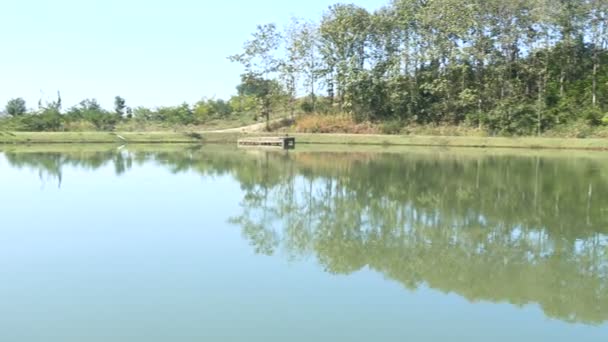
[114, 96, 126, 116]
[230, 23, 284, 129]
[66, 99, 116, 130]
[296, 20, 321, 112]
[237, 74, 284, 129]
[319, 4, 371, 111]
[5, 98, 27, 116]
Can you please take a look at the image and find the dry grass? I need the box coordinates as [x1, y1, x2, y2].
[401, 124, 489, 137]
[292, 114, 608, 139]
[294, 114, 380, 134]
[114, 116, 255, 132]
[293, 114, 492, 136]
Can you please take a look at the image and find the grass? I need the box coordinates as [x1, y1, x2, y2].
[291, 133, 608, 150]
[0, 131, 202, 143]
[291, 113, 608, 137]
[113, 116, 256, 132]
[1, 130, 608, 151]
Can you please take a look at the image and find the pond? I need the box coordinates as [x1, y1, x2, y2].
[1, 144, 607, 341]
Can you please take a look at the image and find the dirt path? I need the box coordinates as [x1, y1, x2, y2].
[207, 121, 268, 133]
[206, 118, 289, 133]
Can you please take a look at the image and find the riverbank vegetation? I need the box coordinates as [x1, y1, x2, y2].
[229, 0, 608, 136]
[3, 131, 608, 150]
[2, 0, 607, 137]
[0, 94, 262, 132]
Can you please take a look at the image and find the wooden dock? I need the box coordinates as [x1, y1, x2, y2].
[237, 136, 296, 149]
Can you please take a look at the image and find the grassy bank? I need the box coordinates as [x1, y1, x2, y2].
[1, 131, 608, 150]
[291, 133, 608, 150]
[0, 131, 205, 144]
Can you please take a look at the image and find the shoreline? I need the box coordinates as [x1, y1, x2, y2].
[1, 131, 608, 151]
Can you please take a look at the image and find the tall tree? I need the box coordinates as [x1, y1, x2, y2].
[588, 0, 608, 108]
[319, 4, 371, 111]
[230, 23, 283, 129]
[280, 18, 304, 119]
[297, 20, 322, 112]
[114, 96, 127, 116]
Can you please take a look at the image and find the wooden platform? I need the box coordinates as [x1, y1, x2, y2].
[237, 136, 296, 149]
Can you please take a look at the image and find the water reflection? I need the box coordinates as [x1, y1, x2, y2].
[2, 145, 607, 325]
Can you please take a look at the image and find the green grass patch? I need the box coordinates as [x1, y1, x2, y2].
[1, 131, 608, 151]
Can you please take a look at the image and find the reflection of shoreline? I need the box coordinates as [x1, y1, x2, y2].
[2, 145, 607, 324]
[4, 142, 608, 159]
[232, 172, 608, 325]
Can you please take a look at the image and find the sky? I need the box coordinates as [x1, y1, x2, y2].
[0, 0, 382, 110]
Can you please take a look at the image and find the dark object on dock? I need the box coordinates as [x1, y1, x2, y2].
[237, 136, 296, 149]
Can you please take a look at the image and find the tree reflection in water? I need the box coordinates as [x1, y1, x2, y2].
[2, 145, 607, 324]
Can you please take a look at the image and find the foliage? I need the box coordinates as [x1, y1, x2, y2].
[380, 119, 403, 134]
[294, 114, 378, 134]
[230, 23, 285, 129]
[114, 96, 126, 116]
[65, 99, 118, 130]
[5, 98, 27, 116]
[237, 74, 286, 128]
[231, 0, 608, 136]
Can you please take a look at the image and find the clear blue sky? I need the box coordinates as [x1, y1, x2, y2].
[0, 0, 382, 110]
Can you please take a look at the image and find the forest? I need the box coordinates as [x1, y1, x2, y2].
[2, 0, 608, 136]
[230, 0, 608, 135]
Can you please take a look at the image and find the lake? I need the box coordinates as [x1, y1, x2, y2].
[1, 144, 607, 341]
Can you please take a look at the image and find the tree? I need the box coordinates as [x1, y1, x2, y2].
[237, 74, 284, 129]
[280, 18, 304, 119]
[319, 4, 372, 111]
[296, 20, 322, 112]
[229, 23, 284, 129]
[5, 98, 27, 116]
[114, 96, 127, 116]
[66, 99, 116, 130]
[37, 91, 62, 112]
[588, 0, 608, 108]
[229, 23, 282, 75]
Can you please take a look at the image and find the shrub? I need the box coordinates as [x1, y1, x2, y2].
[21, 110, 63, 131]
[380, 120, 403, 135]
[295, 114, 378, 134]
[63, 120, 97, 131]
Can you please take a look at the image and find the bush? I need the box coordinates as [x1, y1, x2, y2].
[294, 114, 378, 134]
[602, 114, 608, 126]
[20, 110, 63, 131]
[380, 120, 403, 135]
[545, 120, 595, 138]
[63, 120, 97, 131]
[300, 100, 315, 113]
[486, 101, 537, 136]
[582, 107, 604, 126]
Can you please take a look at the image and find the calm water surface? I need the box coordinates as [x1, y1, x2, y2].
[1, 144, 607, 341]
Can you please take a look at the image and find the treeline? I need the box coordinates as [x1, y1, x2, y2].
[231, 0, 608, 135]
[0, 93, 258, 131]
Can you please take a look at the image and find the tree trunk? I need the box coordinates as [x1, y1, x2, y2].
[559, 71, 565, 98]
[311, 75, 316, 113]
[537, 77, 543, 136]
[263, 99, 271, 131]
[593, 48, 598, 107]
